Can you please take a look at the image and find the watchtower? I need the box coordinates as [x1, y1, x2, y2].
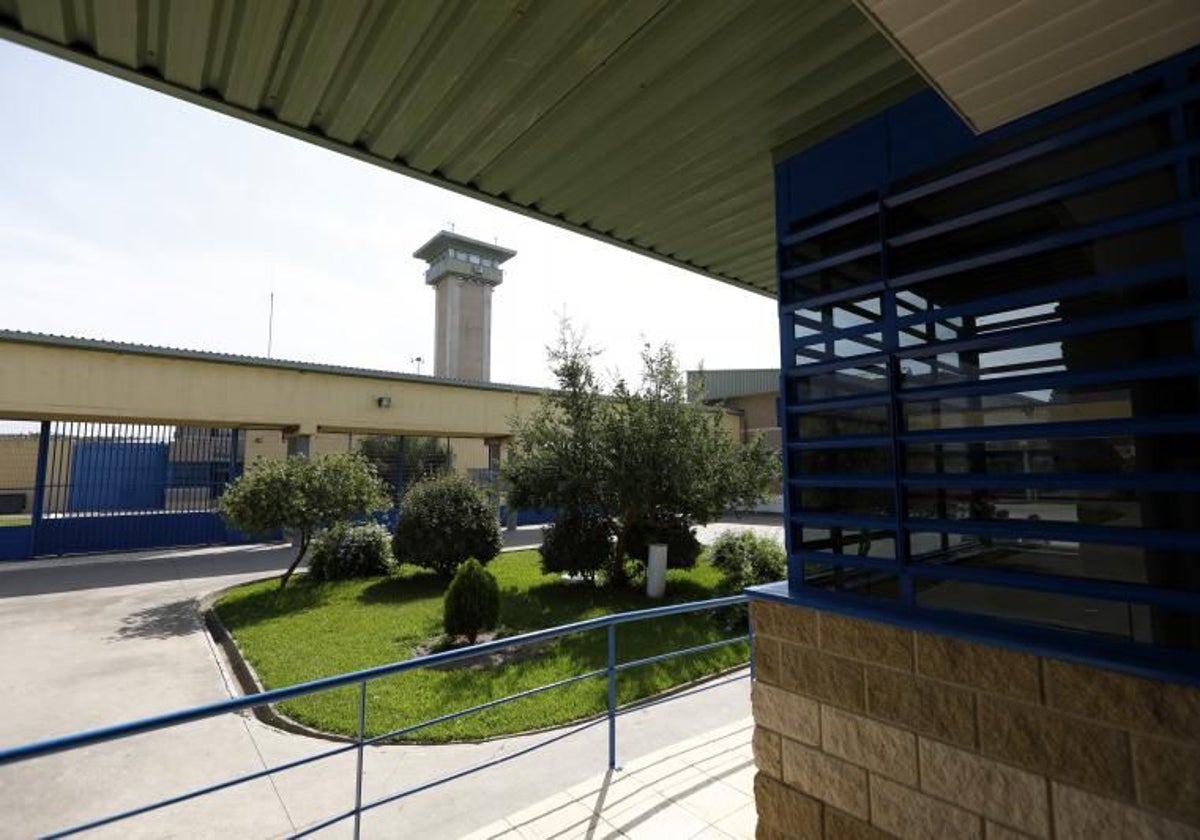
[413, 231, 516, 382]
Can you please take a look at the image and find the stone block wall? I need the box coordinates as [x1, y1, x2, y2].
[749, 600, 1200, 839]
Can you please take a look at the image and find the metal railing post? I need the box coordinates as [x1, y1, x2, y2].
[2, 594, 749, 838]
[748, 606, 756, 681]
[353, 680, 367, 840]
[607, 624, 618, 770]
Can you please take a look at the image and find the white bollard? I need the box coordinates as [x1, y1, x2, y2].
[646, 543, 668, 598]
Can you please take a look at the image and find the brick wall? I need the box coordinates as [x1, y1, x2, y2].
[749, 600, 1200, 839]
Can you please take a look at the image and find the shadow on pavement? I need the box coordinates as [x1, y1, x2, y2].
[0, 545, 297, 599]
[110, 598, 203, 641]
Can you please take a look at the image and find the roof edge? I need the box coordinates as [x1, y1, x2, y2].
[0, 330, 549, 396]
[0, 23, 773, 299]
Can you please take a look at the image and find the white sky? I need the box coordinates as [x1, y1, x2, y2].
[0, 40, 778, 394]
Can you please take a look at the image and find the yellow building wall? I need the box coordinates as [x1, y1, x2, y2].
[243, 430, 287, 465]
[449, 438, 491, 475]
[0, 435, 39, 512]
[0, 340, 543, 438]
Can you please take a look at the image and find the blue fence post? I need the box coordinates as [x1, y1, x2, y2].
[27, 421, 50, 559]
[353, 680, 366, 840]
[607, 624, 618, 770]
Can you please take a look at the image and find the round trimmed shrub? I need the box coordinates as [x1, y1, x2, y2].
[539, 508, 612, 581]
[709, 529, 786, 594]
[308, 522, 393, 581]
[624, 517, 702, 569]
[393, 473, 502, 577]
[443, 559, 501, 644]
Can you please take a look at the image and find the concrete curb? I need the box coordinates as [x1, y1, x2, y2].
[199, 580, 347, 744]
[199, 578, 751, 747]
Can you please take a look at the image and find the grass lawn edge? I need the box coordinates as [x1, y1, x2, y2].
[200, 574, 750, 747]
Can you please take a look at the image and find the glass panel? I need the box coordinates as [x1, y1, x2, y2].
[908, 530, 1200, 592]
[890, 114, 1173, 237]
[913, 579, 1199, 652]
[901, 319, 1194, 389]
[786, 254, 880, 301]
[895, 225, 1184, 319]
[891, 83, 1167, 198]
[791, 487, 894, 517]
[793, 405, 890, 439]
[907, 488, 1200, 531]
[796, 336, 884, 365]
[904, 376, 1200, 432]
[791, 364, 889, 401]
[794, 446, 893, 476]
[798, 295, 883, 329]
[804, 563, 900, 600]
[891, 167, 1178, 276]
[794, 523, 897, 559]
[792, 212, 880, 256]
[905, 432, 1200, 476]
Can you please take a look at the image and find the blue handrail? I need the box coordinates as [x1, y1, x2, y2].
[0, 592, 752, 839]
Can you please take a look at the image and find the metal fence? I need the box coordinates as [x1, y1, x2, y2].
[0, 421, 255, 560]
[0, 594, 752, 838]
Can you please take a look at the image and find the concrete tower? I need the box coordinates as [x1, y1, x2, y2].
[413, 231, 516, 382]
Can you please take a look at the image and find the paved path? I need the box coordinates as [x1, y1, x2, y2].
[466, 719, 755, 839]
[0, 539, 756, 839]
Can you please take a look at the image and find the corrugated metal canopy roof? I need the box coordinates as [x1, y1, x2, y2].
[857, 0, 1200, 132]
[0, 0, 921, 297]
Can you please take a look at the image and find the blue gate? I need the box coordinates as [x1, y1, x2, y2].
[0, 421, 255, 560]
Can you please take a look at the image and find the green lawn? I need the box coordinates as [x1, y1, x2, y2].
[215, 550, 747, 742]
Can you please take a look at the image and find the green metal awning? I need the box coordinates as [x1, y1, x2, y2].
[0, 0, 920, 296]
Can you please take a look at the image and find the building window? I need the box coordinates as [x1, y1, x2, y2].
[776, 49, 1200, 665]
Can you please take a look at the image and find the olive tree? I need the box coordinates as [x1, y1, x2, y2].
[504, 324, 779, 587]
[602, 343, 778, 586]
[219, 452, 389, 589]
[504, 323, 613, 581]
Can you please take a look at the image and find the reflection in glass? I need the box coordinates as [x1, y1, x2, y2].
[804, 563, 899, 599]
[794, 524, 896, 559]
[794, 447, 892, 476]
[792, 487, 893, 517]
[792, 365, 888, 401]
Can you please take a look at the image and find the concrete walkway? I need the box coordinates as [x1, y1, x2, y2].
[0, 540, 756, 838]
[465, 719, 755, 839]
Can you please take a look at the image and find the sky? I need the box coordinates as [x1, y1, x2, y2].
[0, 40, 778, 394]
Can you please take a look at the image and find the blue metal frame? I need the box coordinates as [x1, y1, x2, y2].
[0, 594, 750, 838]
[0, 422, 264, 561]
[772, 44, 1200, 679]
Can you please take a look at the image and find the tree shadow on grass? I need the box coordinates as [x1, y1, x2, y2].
[502, 576, 715, 631]
[357, 569, 446, 606]
[214, 580, 334, 631]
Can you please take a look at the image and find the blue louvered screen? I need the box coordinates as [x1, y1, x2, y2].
[774, 47, 1200, 676]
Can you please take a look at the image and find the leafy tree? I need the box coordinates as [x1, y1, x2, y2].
[443, 558, 501, 644]
[219, 452, 389, 589]
[505, 323, 614, 579]
[709, 529, 787, 594]
[308, 522, 394, 581]
[603, 342, 778, 585]
[393, 472, 502, 576]
[539, 507, 613, 581]
[504, 323, 779, 587]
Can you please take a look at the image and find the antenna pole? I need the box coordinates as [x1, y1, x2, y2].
[267, 292, 275, 358]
